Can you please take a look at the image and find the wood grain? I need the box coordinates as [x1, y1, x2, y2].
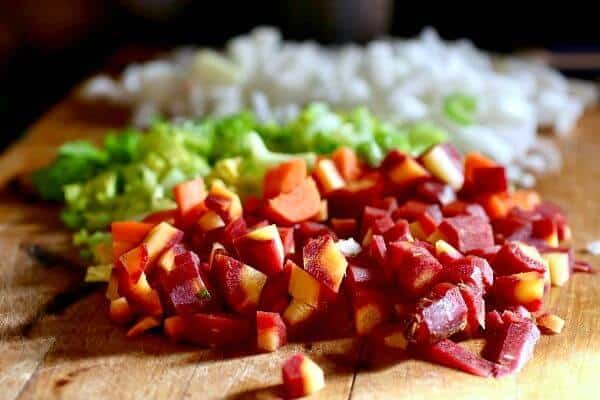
[0, 96, 598, 400]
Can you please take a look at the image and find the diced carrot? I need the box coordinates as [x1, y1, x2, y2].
[332, 147, 362, 181]
[111, 221, 155, 243]
[173, 178, 207, 216]
[263, 158, 307, 198]
[464, 152, 497, 183]
[510, 190, 541, 212]
[112, 240, 137, 261]
[478, 193, 512, 220]
[126, 316, 161, 338]
[164, 316, 186, 342]
[266, 177, 322, 225]
[142, 208, 178, 224]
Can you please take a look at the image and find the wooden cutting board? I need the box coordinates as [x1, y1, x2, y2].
[0, 95, 598, 400]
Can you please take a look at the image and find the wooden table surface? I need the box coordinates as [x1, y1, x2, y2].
[0, 97, 598, 400]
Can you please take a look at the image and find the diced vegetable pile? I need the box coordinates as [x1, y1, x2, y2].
[31, 104, 446, 235]
[98, 142, 583, 396]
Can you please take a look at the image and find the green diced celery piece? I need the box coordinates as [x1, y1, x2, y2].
[443, 93, 477, 125]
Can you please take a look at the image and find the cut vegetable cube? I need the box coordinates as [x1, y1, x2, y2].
[536, 313, 565, 335]
[437, 215, 494, 253]
[119, 244, 149, 282]
[126, 316, 161, 338]
[388, 241, 444, 298]
[164, 315, 186, 342]
[282, 354, 325, 398]
[266, 177, 322, 225]
[256, 311, 287, 352]
[494, 272, 545, 312]
[420, 143, 464, 190]
[408, 284, 468, 343]
[234, 224, 285, 276]
[303, 235, 348, 293]
[263, 158, 307, 199]
[421, 339, 497, 377]
[173, 177, 207, 216]
[142, 222, 184, 263]
[109, 297, 134, 324]
[313, 158, 345, 195]
[212, 254, 267, 315]
[183, 313, 251, 347]
[485, 315, 540, 376]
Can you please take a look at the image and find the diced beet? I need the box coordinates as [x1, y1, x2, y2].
[381, 149, 408, 170]
[383, 219, 412, 242]
[331, 218, 358, 238]
[163, 251, 216, 315]
[434, 240, 463, 266]
[351, 289, 390, 336]
[183, 313, 252, 347]
[388, 241, 445, 299]
[485, 316, 540, 377]
[534, 202, 571, 242]
[408, 284, 468, 343]
[294, 221, 333, 249]
[346, 265, 386, 290]
[503, 305, 532, 320]
[573, 260, 593, 273]
[393, 201, 443, 223]
[467, 245, 500, 266]
[278, 227, 296, 256]
[371, 216, 395, 235]
[485, 310, 505, 332]
[371, 196, 399, 213]
[328, 176, 384, 218]
[362, 206, 390, 230]
[492, 214, 532, 244]
[458, 285, 485, 337]
[445, 257, 485, 290]
[256, 311, 287, 351]
[416, 181, 456, 205]
[369, 235, 388, 268]
[421, 339, 497, 377]
[531, 217, 558, 243]
[413, 240, 435, 255]
[493, 272, 544, 312]
[438, 216, 494, 253]
[446, 256, 493, 292]
[363, 323, 410, 364]
[243, 195, 261, 214]
[259, 263, 292, 314]
[493, 242, 547, 275]
[442, 201, 489, 222]
[281, 354, 325, 398]
[211, 254, 266, 315]
[470, 166, 508, 195]
[413, 209, 442, 238]
[429, 339, 500, 377]
[249, 219, 270, 230]
[318, 284, 355, 339]
[222, 217, 247, 246]
[205, 193, 232, 221]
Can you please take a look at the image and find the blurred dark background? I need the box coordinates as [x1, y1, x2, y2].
[1, 0, 599, 150]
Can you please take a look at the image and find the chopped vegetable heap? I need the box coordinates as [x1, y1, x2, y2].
[101, 144, 580, 386]
[32, 104, 446, 236]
